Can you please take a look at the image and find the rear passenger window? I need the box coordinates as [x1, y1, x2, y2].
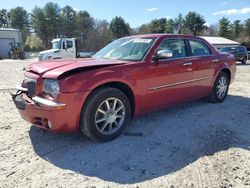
[157, 39, 187, 59]
[189, 40, 211, 56]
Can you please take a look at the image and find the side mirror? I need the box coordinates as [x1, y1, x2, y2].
[63, 41, 67, 50]
[153, 50, 173, 61]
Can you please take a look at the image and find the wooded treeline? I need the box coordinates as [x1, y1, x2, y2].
[0, 2, 250, 51]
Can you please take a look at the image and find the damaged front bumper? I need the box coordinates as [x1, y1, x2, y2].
[11, 86, 66, 111]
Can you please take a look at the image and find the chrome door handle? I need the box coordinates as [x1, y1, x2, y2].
[183, 62, 192, 66]
[212, 59, 219, 62]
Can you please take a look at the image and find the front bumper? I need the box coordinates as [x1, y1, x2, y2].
[11, 87, 90, 132]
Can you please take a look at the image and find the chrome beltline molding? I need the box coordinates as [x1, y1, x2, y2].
[148, 76, 211, 91]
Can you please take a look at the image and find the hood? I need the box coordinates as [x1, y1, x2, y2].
[26, 58, 129, 78]
[39, 49, 60, 55]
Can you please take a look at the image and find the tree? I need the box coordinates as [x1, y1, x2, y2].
[8, 7, 29, 30]
[231, 20, 242, 39]
[165, 19, 174, 33]
[85, 19, 113, 51]
[202, 24, 219, 36]
[109, 16, 130, 39]
[174, 13, 185, 34]
[8, 7, 29, 42]
[137, 24, 151, 34]
[218, 17, 231, 38]
[25, 35, 44, 51]
[61, 5, 76, 37]
[0, 9, 8, 27]
[31, 2, 61, 48]
[43, 2, 61, 41]
[244, 18, 250, 39]
[31, 6, 48, 46]
[149, 18, 166, 33]
[184, 11, 206, 35]
[75, 10, 94, 50]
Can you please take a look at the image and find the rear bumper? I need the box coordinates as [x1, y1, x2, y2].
[11, 88, 90, 132]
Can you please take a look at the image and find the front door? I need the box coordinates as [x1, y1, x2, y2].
[146, 38, 194, 110]
[62, 39, 75, 58]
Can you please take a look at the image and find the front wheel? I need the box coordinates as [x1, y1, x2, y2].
[80, 87, 131, 142]
[242, 57, 247, 64]
[208, 72, 229, 103]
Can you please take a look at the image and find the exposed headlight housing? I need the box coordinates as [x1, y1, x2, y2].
[43, 79, 60, 98]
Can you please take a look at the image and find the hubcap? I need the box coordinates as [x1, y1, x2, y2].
[95, 98, 125, 135]
[216, 76, 228, 99]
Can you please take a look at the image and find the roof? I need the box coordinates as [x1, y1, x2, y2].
[51, 38, 76, 42]
[0, 28, 20, 32]
[200, 36, 240, 45]
[126, 33, 196, 38]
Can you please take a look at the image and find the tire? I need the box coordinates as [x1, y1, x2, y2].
[80, 87, 131, 142]
[208, 71, 229, 103]
[242, 57, 247, 64]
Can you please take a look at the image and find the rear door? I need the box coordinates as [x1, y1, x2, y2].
[186, 39, 217, 96]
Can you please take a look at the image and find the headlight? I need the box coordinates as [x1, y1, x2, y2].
[43, 79, 59, 98]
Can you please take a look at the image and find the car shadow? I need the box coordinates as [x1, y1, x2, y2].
[29, 94, 250, 184]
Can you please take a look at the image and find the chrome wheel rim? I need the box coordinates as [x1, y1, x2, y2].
[216, 76, 228, 99]
[95, 97, 125, 135]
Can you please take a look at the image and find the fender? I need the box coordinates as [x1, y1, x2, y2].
[59, 68, 137, 93]
[212, 55, 235, 86]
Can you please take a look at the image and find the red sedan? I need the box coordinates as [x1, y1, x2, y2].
[12, 34, 236, 141]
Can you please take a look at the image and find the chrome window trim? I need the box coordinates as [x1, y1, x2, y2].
[150, 37, 216, 63]
[157, 54, 216, 62]
[148, 76, 211, 91]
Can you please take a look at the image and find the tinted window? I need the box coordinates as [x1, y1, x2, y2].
[189, 40, 211, 56]
[235, 47, 241, 53]
[240, 47, 247, 52]
[157, 39, 187, 59]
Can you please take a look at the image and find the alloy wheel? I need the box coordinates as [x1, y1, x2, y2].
[95, 97, 125, 135]
[216, 76, 228, 99]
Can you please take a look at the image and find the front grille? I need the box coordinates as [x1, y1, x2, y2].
[23, 77, 37, 97]
[38, 54, 43, 61]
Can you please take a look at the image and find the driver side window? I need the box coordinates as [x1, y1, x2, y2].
[157, 39, 187, 59]
[67, 41, 73, 49]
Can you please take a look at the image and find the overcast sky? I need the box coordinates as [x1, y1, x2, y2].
[1, 0, 250, 27]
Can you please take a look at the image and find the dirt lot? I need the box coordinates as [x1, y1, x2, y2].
[0, 59, 250, 188]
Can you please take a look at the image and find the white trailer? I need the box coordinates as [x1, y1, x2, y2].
[0, 28, 22, 59]
[200, 36, 240, 50]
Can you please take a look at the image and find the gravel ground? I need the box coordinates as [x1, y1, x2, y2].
[0, 59, 250, 188]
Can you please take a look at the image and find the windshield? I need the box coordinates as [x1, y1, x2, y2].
[219, 47, 232, 52]
[93, 37, 155, 61]
[52, 41, 61, 49]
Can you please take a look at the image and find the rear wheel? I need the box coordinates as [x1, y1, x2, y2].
[208, 72, 229, 103]
[80, 87, 131, 142]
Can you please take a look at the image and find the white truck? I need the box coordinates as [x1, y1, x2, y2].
[38, 38, 81, 61]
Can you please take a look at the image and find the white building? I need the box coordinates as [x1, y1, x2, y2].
[200, 36, 240, 49]
[0, 28, 22, 59]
